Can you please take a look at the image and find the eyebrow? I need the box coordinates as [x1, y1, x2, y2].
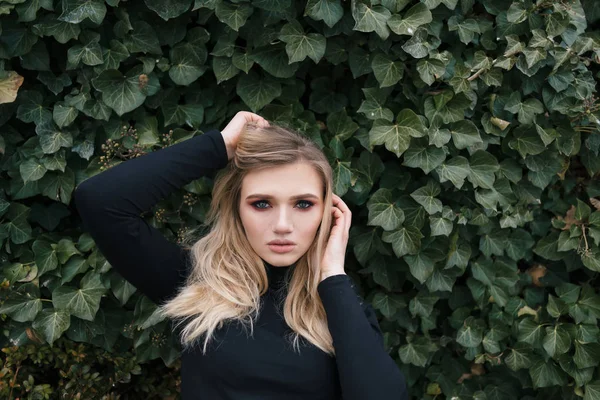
[245, 193, 320, 200]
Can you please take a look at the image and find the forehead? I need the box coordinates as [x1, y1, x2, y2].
[241, 162, 322, 196]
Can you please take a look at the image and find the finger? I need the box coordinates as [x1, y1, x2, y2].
[331, 206, 343, 226]
[331, 207, 349, 239]
[246, 112, 269, 125]
[332, 195, 351, 233]
[252, 117, 270, 128]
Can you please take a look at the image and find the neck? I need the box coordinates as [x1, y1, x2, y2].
[262, 258, 297, 289]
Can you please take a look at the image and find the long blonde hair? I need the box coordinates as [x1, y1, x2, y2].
[157, 123, 336, 356]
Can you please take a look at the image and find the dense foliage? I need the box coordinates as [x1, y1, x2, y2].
[1, 0, 599, 398]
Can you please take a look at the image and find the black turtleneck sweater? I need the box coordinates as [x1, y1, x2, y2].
[73, 128, 408, 400]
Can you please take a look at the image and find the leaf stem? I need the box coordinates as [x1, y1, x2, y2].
[574, 127, 598, 133]
[467, 59, 498, 81]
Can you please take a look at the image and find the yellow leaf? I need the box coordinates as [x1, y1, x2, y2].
[0, 71, 24, 104]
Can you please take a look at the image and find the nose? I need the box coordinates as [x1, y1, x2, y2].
[273, 206, 293, 233]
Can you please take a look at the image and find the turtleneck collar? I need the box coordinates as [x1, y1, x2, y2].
[263, 259, 297, 290]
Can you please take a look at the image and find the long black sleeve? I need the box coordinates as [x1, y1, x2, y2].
[73, 127, 409, 399]
[73, 129, 228, 305]
[318, 274, 408, 400]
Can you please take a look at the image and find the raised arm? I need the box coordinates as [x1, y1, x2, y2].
[317, 274, 408, 400]
[73, 129, 229, 305]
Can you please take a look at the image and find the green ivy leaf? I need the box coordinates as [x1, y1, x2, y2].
[168, 42, 208, 86]
[16, 90, 52, 125]
[304, 0, 344, 28]
[529, 358, 567, 388]
[410, 180, 443, 215]
[214, 1, 252, 31]
[505, 92, 545, 125]
[467, 150, 499, 189]
[581, 250, 600, 273]
[405, 251, 435, 284]
[52, 270, 107, 321]
[505, 343, 534, 371]
[545, 11, 569, 37]
[372, 291, 403, 318]
[371, 53, 404, 88]
[409, 291, 438, 318]
[352, 3, 391, 40]
[382, 225, 424, 258]
[429, 216, 453, 237]
[456, 318, 483, 347]
[416, 58, 445, 86]
[58, 0, 107, 25]
[449, 120, 483, 149]
[506, 2, 528, 24]
[0, 283, 42, 322]
[53, 104, 78, 128]
[236, 70, 282, 113]
[402, 139, 446, 174]
[575, 340, 600, 369]
[332, 160, 352, 196]
[92, 69, 146, 116]
[509, 127, 547, 159]
[543, 324, 571, 358]
[424, 92, 471, 127]
[366, 188, 405, 231]
[32, 308, 71, 346]
[517, 318, 544, 347]
[122, 21, 162, 55]
[279, 19, 326, 64]
[585, 381, 600, 400]
[144, 0, 192, 20]
[401, 27, 429, 58]
[575, 199, 592, 221]
[398, 337, 433, 367]
[388, 3, 432, 36]
[369, 109, 426, 157]
[435, 156, 470, 189]
[547, 294, 568, 318]
[20, 158, 47, 183]
[426, 266, 456, 291]
[522, 46, 547, 69]
[448, 16, 480, 44]
[109, 269, 137, 306]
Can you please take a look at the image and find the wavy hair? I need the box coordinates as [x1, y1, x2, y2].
[156, 123, 336, 356]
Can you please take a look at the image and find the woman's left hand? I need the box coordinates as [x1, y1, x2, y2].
[320, 194, 351, 282]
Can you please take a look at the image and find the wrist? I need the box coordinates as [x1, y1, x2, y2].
[225, 144, 234, 160]
[220, 132, 234, 160]
[319, 272, 346, 283]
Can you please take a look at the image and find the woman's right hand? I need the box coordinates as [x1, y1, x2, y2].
[220, 111, 271, 160]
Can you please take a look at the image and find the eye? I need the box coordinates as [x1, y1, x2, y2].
[252, 200, 269, 209]
[297, 200, 314, 209]
[251, 200, 315, 210]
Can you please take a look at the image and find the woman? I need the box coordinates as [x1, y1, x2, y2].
[74, 111, 408, 399]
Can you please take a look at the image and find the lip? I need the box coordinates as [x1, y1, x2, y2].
[268, 239, 296, 245]
[268, 244, 296, 253]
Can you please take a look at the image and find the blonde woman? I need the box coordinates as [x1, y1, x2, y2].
[74, 111, 407, 399]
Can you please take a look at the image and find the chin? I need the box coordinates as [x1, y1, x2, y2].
[264, 253, 300, 266]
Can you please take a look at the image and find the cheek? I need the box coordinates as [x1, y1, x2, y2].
[240, 211, 262, 235]
[302, 212, 323, 235]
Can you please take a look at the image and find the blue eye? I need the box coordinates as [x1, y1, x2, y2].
[251, 200, 314, 210]
[297, 200, 314, 209]
[252, 200, 269, 209]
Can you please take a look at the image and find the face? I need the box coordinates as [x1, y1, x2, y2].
[239, 162, 325, 267]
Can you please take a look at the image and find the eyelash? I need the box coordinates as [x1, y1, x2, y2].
[251, 200, 314, 210]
